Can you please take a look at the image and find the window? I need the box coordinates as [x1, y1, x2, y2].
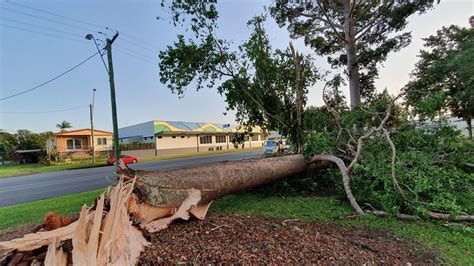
[251, 134, 259, 141]
[244, 135, 249, 141]
[181, 135, 185, 138]
[66, 139, 82, 150]
[172, 136, 177, 139]
[208, 147, 214, 151]
[216, 135, 226, 143]
[216, 146, 222, 151]
[200, 135, 212, 144]
[97, 138, 107, 145]
[157, 136, 162, 139]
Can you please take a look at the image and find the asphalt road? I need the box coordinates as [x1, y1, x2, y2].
[0, 150, 261, 207]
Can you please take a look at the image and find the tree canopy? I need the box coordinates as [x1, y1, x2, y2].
[404, 17, 474, 138]
[270, 0, 437, 107]
[56, 120, 72, 132]
[159, 2, 319, 147]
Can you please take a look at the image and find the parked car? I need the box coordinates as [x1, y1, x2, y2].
[263, 139, 289, 155]
[107, 155, 138, 165]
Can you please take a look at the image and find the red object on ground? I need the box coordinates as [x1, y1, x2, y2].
[107, 155, 138, 165]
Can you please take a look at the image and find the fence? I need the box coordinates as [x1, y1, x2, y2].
[120, 142, 155, 151]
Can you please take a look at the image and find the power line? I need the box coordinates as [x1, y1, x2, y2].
[115, 48, 156, 65]
[0, 16, 83, 38]
[118, 37, 158, 54]
[1, 51, 100, 101]
[115, 44, 156, 60]
[120, 31, 160, 50]
[0, 6, 99, 33]
[5, 0, 105, 29]
[1, 105, 89, 114]
[1, 24, 87, 43]
[4, 1, 159, 51]
[0, 17, 85, 38]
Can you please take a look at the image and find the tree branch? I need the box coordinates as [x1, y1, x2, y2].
[310, 154, 364, 215]
[315, 0, 347, 43]
[355, 0, 395, 40]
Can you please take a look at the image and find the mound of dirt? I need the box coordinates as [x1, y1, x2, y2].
[139, 214, 438, 264]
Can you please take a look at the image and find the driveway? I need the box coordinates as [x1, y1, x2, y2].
[0, 150, 261, 207]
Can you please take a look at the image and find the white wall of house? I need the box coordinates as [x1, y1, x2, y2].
[156, 135, 198, 149]
[93, 136, 113, 151]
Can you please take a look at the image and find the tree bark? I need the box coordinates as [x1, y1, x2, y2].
[120, 155, 311, 208]
[290, 42, 303, 153]
[343, 0, 361, 108]
[466, 118, 472, 140]
[310, 154, 364, 215]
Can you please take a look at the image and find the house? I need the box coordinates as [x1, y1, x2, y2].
[46, 128, 113, 159]
[118, 120, 267, 158]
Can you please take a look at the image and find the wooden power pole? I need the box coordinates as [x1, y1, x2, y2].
[90, 88, 96, 164]
[105, 32, 121, 168]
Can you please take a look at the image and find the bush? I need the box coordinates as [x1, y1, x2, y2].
[304, 120, 474, 217]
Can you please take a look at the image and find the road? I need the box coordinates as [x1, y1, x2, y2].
[0, 150, 261, 207]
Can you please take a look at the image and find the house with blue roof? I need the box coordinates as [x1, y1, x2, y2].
[118, 120, 266, 157]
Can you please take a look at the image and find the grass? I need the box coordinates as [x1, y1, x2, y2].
[0, 148, 261, 179]
[1, 191, 471, 264]
[0, 189, 103, 229]
[0, 163, 108, 178]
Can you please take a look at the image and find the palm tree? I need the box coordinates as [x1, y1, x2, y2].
[56, 120, 72, 132]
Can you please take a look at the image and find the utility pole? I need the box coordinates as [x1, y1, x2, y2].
[86, 31, 120, 169]
[90, 88, 96, 164]
[105, 32, 121, 168]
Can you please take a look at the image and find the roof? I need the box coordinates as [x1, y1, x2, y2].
[54, 128, 113, 136]
[152, 120, 263, 134]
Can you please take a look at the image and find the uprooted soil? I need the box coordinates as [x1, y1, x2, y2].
[0, 214, 438, 264]
[139, 214, 438, 264]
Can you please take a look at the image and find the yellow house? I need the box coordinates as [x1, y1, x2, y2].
[119, 120, 267, 158]
[46, 128, 113, 159]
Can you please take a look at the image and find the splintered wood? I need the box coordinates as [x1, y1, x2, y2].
[0, 179, 148, 266]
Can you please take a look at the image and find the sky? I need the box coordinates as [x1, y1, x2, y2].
[0, 0, 472, 133]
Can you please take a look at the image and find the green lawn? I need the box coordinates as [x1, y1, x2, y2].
[0, 191, 472, 264]
[0, 189, 103, 229]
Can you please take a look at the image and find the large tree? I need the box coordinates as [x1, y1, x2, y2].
[0, 131, 18, 162]
[159, 4, 318, 151]
[270, 0, 437, 107]
[404, 18, 474, 138]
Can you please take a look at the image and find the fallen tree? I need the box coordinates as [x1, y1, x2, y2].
[1, 150, 472, 265]
[0, 155, 313, 265]
[121, 155, 310, 232]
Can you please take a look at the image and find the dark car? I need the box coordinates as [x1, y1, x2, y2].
[107, 155, 138, 165]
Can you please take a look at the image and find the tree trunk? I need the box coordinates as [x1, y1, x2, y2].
[290, 42, 304, 153]
[467, 118, 472, 140]
[343, 0, 361, 108]
[121, 155, 310, 208]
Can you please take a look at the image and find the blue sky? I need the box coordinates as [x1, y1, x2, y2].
[0, 0, 472, 133]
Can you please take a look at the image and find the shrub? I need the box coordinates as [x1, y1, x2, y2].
[304, 120, 474, 217]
